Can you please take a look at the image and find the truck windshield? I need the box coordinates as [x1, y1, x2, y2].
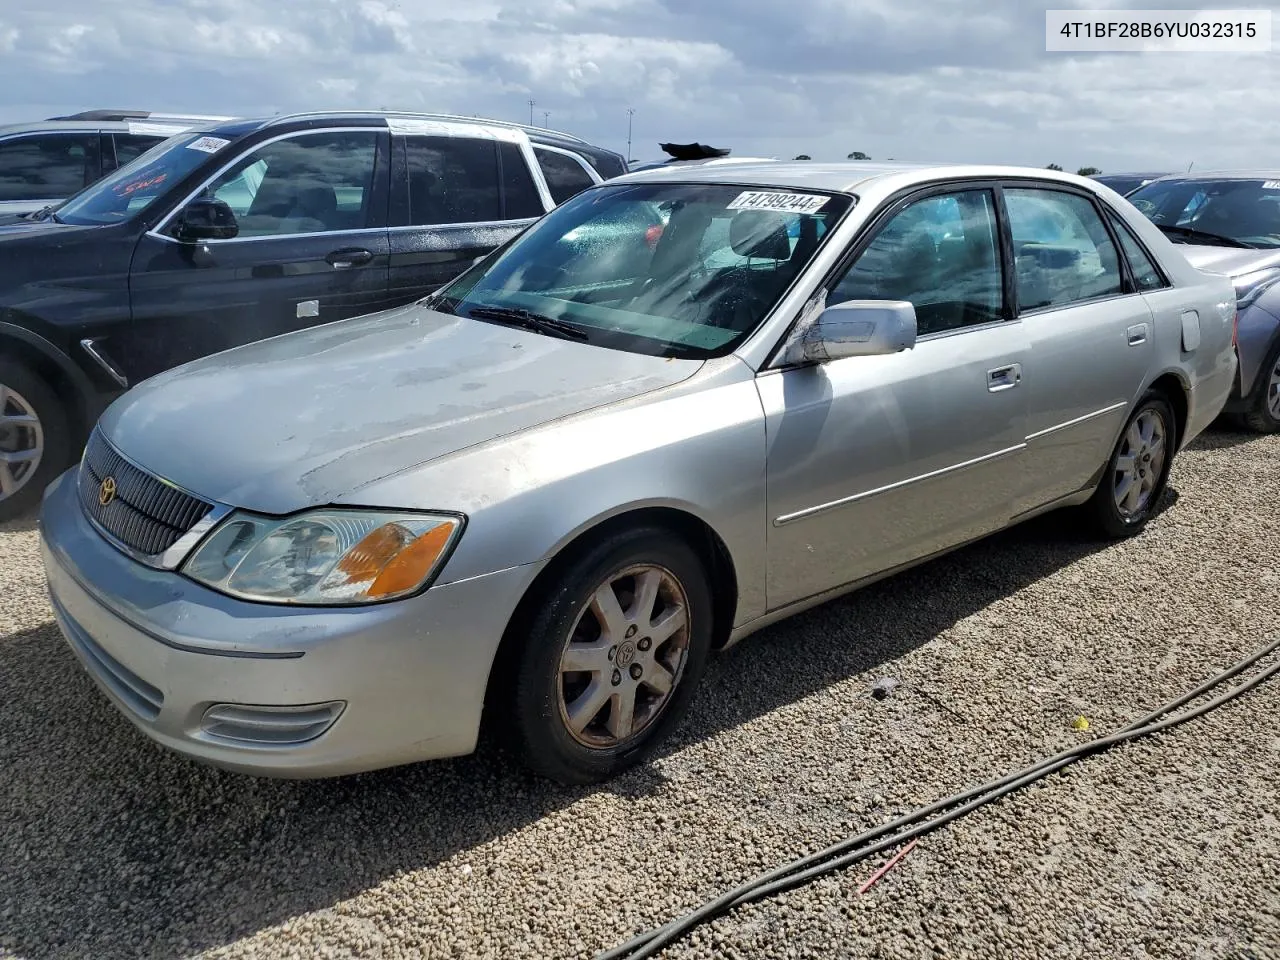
[56, 132, 240, 226]
[433, 181, 853, 359]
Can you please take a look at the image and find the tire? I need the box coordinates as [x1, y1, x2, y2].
[0, 360, 72, 523]
[511, 526, 714, 785]
[1242, 338, 1280, 434]
[1084, 390, 1178, 539]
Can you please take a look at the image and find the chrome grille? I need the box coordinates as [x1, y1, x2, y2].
[78, 428, 213, 558]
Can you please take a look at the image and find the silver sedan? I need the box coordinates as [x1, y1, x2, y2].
[39, 161, 1238, 784]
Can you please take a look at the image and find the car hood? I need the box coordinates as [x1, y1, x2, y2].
[101, 302, 704, 515]
[1178, 244, 1280, 278]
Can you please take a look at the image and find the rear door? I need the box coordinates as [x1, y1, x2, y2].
[386, 121, 552, 304]
[1002, 184, 1156, 515]
[119, 127, 391, 384]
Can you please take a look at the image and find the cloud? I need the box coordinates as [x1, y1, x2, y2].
[0, 0, 1275, 172]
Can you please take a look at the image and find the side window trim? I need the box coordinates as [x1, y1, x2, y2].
[1101, 203, 1172, 291]
[998, 179, 1137, 316]
[147, 126, 389, 242]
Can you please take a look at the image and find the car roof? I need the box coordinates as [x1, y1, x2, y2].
[612, 159, 1108, 195]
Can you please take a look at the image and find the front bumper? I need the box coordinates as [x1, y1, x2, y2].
[38, 469, 542, 778]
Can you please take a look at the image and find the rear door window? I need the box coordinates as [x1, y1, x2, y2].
[405, 135, 502, 224]
[0, 134, 98, 201]
[1004, 188, 1123, 311]
[534, 147, 597, 205]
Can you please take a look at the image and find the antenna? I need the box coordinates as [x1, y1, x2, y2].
[626, 107, 635, 163]
[528, 98, 536, 125]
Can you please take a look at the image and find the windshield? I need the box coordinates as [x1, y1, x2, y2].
[56, 131, 238, 226]
[1126, 177, 1280, 248]
[432, 182, 852, 359]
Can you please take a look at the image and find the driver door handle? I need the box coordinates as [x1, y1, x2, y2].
[327, 248, 374, 269]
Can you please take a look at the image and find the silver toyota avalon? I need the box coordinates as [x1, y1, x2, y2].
[39, 161, 1239, 784]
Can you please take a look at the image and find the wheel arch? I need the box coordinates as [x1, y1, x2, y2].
[0, 320, 99, 442]
[479, 504, 741, 732]
[1147, 369, 1190, 447]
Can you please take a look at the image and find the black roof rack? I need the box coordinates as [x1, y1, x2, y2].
[45, 109, 151, 122]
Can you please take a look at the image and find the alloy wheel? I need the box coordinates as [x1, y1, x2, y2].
[556, 563, 692, 749]
[0, 384, 43, 503]
[1267, 356, 1280, 421]
[1113, 408, 1167, 520]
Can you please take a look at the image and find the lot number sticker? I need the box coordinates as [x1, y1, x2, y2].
[186, 136, 231, 154]
[728, 190, 829, 214]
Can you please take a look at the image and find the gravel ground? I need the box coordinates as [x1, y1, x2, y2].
[2, 425, 1279, 960]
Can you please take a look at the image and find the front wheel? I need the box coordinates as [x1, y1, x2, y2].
[511, 528, 714, 785]
[0, 360, 72, 523]
[1084, 390, 1177, 539]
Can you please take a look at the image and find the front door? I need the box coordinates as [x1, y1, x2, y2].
[761, 187, 1029, 609]
[386, 128, 551, 305]
[118, 128, 391, 384]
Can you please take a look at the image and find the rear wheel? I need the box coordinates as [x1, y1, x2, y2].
[1242, 339, 1280, 434]
[1084, 390, 1177, 539]
[511, 527, 714, 785]
[0, 360, 71, 522]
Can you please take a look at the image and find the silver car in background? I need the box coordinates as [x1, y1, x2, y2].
[1121, 171, 1280, 431]
[39, 162, 1238, 784]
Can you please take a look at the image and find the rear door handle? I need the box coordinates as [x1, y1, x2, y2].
[988, 363, 1022, 392]
[1127, 322, 1150, 346]
[327, 248, 374, 269]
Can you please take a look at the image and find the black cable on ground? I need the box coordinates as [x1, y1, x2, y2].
[595, 635, 1280, 960]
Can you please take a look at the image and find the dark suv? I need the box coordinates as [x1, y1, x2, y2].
[0, 110, 235, 218]
[0, 111, 627, 518]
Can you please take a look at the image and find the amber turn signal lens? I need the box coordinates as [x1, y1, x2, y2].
[367, 522, 457, 598]
[337, 524, 414, 583]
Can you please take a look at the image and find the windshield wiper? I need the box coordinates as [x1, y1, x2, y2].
[1156, 224, 1255, 248]
[23, 205, 58, 222]
[466, 305, 589, 341]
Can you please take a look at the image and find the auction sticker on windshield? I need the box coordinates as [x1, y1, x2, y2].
[727, 191, 830, 214]
[186, 136, 231, 154]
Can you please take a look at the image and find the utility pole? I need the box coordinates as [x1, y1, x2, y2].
[528, 98, 536, 125]
[543, 110, 550, 128]
[626, 107, 635, 163]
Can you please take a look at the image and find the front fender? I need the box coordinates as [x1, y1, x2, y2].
[342, 371, 770, 628]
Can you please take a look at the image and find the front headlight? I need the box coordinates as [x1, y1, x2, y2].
[182, 509, 464, 605]
[1234, 267, 1280, 310]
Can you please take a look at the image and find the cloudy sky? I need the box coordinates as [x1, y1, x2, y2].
[0, 0, 1275, 172]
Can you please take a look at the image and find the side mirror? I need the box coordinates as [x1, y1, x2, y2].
[783, 299, 918, 365]
[174, 197, 238, 242]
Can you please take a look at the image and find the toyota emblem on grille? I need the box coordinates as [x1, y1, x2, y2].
[99, 476, 117, 507]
